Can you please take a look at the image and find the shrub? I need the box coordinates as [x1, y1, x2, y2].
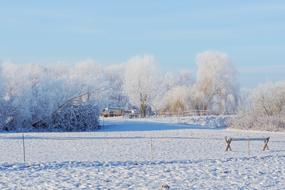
[231, 81, 285, 131]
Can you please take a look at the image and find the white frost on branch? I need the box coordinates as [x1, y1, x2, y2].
[231, 81, 285, 131]
[158, 85, 191, 113]
[123, 55, 160, 116]
[191, 51, 239, 114]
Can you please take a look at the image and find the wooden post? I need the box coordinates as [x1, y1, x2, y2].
[263, 137, 270, 151]
[150, 137, 153, 160]
[225, 136, 232, 151]
[22, 133, 26, 163]
[247, 139, 250, 156]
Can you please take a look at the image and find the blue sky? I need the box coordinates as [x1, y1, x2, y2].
[0, 0, 285, 87]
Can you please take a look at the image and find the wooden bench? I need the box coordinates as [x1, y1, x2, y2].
[225, 136, 270, 151]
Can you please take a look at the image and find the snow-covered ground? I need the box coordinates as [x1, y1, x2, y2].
[108, 115, 232, 128]
[1, 155, 284, 189]
[0, 117, 284, 189]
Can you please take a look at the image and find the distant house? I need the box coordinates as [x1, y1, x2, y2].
[101, 107, 124, 117]
[123, 108, 140, 118]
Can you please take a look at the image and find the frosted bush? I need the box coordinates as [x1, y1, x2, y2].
[0, 62, 102, 131]
[158, 86, 191, 113]
[52, 104, 100, 131]
[231, 81, 285, 131]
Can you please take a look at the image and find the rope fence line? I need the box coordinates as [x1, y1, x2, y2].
[0, 133, 273, 164]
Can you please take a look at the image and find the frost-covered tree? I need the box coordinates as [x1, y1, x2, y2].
[163, 70, 193, 91]
[69, 60, 129, 109]
[104, 64, 129, 108]
[1, 62, 101, 131]
[158, 86, 191, 114]
[163, 72, 178, 91]
[34, 63, 101, 131]
[250, 82, 285, 117]
[0, 63, 3, 94]
[177, 70, 193, 87]
[0, 63, 5, 128]
[156, 71, 193, 114]
[0, 63, 31, 129]
[232, 81, 285, 131]
[191, 51, 239, 114]
[70, 60, 105, 99]
[0, 63, 3, 101]
[123, 55, 160, 117]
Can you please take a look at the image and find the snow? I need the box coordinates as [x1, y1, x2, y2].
[0, 156, 284, 189]
[109, 115, 232, 128]
[0, 118, 284, 189]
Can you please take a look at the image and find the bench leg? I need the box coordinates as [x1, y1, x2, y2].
[225, 137, 232, 151]
[263, 138, 270, 151]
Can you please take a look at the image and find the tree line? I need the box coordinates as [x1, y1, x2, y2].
[0, 51, 284, 131]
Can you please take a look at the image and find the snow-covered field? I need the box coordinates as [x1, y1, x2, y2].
[0, 118, 284, 189]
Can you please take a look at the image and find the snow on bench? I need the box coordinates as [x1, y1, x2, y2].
[225, 136, 270, 151]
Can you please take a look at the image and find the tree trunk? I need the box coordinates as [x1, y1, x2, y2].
[140, 103, 146, 118]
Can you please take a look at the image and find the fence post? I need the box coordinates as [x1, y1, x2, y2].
[150, 137, 153, 160]
[247, 139, 250, 156]
[22, 133, 26, 163]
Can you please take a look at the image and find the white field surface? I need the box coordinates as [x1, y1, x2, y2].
[0, 117, 284, 189]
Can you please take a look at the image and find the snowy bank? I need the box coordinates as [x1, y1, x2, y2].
[103, 115, 233, 129]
